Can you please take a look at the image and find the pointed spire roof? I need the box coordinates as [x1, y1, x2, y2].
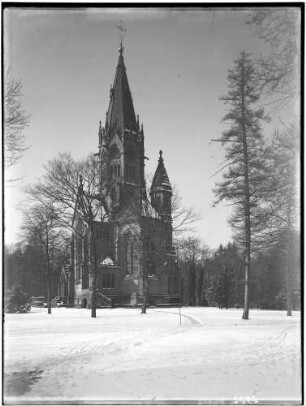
[151, 151, 172, 194]
[105, 43, 137, 136]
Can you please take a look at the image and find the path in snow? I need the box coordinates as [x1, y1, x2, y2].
[4, 307, 301, 403]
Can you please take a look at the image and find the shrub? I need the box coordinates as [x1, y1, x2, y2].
[5, 286, 31, 313]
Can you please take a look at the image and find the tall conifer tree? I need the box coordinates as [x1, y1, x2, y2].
[214, 51, 268, 320]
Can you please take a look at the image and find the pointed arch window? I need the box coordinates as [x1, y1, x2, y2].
[124, 233, 135, 275]
[130, 243, 134, 274]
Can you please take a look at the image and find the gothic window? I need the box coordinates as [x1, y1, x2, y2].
[124, 233, 135, 275]
[130, 243, 134, 274]
[125, 239, 129, 274]
[147, 240, 156, 275]
[117, 164, 121, 177]
[126, 165, 136, 182]
[110, 143, 120, 159]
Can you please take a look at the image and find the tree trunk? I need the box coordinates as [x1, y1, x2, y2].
[89, 220, 97, 318]
[197, 266, 204, 306]
[47, 268, 51, 314]
[141, 275, 148, 314]
[46, 246, 52, 314]
[241, 56, 251, 321]
[286, 253, 293, 316]
[242, 252, 250, 319]
[189, 263, 196, 306]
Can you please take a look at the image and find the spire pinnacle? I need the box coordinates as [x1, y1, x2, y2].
[150, 151, 172, 194]
[98, 120, 103, 137]
[116, 21, 126, 54]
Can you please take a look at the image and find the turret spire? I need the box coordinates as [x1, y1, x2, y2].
[150, 152, 172, 219]
[151, 151, 172, 193]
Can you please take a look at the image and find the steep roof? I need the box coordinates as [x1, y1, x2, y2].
[105, 43, 137, 136]
[151, 151, 172, 194]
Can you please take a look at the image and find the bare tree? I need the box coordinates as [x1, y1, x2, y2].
[26, 153, 112, 318]
[4, 70, 30, 176]
[21, 203, 68, 314]
[171, 185, 201, 237]
[247, 8, 300, 114]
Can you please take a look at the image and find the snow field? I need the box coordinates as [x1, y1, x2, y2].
[4, 307, 301, 403]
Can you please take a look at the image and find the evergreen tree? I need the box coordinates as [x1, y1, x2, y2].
[252, 124, 300, 315]
[5, 286, 31, 313]
[214, 51, 268, 319]
[205, 243, 244, 309]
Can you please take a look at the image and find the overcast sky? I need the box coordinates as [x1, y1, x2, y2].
[4, 6, 297, 249]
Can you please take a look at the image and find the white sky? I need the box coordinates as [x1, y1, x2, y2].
[4, 7, 298, 249]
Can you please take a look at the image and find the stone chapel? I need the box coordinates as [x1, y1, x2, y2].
[60, 41, 181, 307]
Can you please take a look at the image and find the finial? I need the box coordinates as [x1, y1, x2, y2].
[159, 150, 163, 159]
[98, 120, 103, 144]
[116, 21, 126, 54]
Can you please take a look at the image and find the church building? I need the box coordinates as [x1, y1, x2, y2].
[61, 41, 181, 308]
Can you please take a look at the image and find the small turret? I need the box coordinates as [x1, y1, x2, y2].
[98, 120, 103, 146]
[150, 151, 172, 220]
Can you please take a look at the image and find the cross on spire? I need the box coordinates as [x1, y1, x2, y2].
[116, 21, 127, 53]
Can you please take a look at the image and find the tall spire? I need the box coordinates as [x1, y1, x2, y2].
[105, 37, 137, 137]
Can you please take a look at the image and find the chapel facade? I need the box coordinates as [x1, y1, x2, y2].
[61, 42, 181, 308]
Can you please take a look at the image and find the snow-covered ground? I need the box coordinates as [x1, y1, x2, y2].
[4, 307, 301, 403]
